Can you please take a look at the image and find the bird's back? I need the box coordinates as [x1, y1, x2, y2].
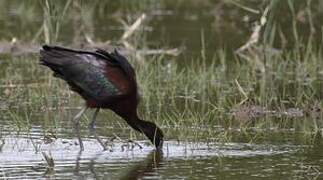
[40, 45, 137, 107]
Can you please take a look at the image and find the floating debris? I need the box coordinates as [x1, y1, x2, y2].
[284, 108, 304, 117]
[0, 39, 181, 57]
[43, 131, 58, 144]
[231, 105, 274, 121]
[232, 104, 309, 121]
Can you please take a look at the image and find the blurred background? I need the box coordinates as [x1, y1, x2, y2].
[0, 0, 323, 179]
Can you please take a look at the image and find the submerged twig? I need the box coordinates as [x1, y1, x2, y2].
[0, 139, 5, 152]
[42, 151, 55, 175]
[29, 135, 42, 153]
[42, 152, 55, 168]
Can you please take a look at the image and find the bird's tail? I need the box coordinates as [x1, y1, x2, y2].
[39, 45, 76, 78]
[39, 45, 70, 67]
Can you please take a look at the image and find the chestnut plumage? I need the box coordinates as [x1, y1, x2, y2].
[40, 45, 163, 150]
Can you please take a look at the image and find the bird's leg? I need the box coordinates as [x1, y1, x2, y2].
[89, 108, 99, 129]
[89, 108, 100, 131]
[89, 108, 107, 151]
[73, 106, 88, 151]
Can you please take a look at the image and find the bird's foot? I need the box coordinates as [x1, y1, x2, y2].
[89, 127, 108, 151]
[74, 124, 84, 151]
[73, 118, 84, 151]
[94, 134, 108, 151]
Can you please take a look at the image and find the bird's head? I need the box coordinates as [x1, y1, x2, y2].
[138, 120, 164, 150]
[151, 124, 164, 150]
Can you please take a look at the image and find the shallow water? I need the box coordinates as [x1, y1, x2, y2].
[0, 119, 322, 179]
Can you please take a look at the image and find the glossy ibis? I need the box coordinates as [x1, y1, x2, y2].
[40, 45, 163, 151]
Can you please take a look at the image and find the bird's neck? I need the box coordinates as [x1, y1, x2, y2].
[116, 110, 163, 148]
[113, 109, 158, 138]
[119, 112, 155, 136]
[116, 110, 142, 132]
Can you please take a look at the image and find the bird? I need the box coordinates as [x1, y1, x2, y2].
[39, 45, 164, 151]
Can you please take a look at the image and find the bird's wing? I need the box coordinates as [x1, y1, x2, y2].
[95, 49, 136, 78]
[65, 62, 122, 98]
[40, 45, 125, 101]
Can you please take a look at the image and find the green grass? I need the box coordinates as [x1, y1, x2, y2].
[1, 43, 322, 143]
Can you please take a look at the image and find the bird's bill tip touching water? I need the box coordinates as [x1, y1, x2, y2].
[156, 139, 164, 150]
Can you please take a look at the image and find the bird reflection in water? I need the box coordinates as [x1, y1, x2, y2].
[73, 150, 163, 179]
[120, 150, 163, 180]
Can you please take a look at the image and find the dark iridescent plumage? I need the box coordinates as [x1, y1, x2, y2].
[40, 45, 163, 150]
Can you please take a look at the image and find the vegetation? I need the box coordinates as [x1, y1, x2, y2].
[1, 1, 323, 179]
